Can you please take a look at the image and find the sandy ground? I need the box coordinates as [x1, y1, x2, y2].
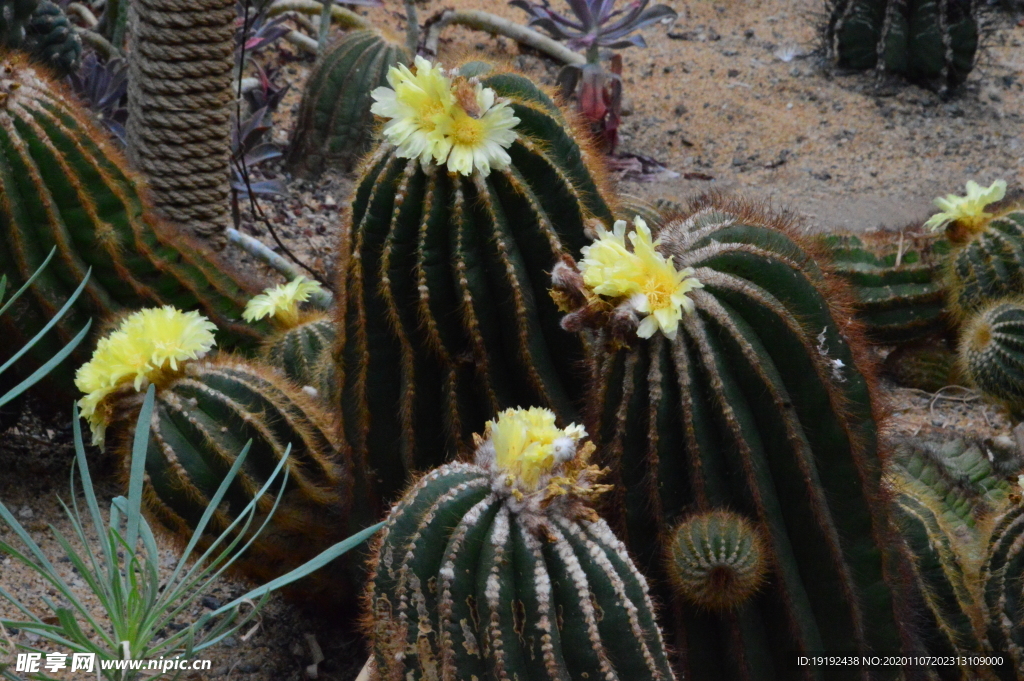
[3, 0, 1024, 679]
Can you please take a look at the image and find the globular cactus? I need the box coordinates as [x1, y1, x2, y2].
[550, 194, 904, 678]
[922, 179, 1024, 320]
[0, 55, 270, 394]
[22, 0, 80, 76]
[958, 297, 1024, 417]
[286, 29, 409, 178]
[817, 230, 951, 345]
[337, 57, 615, 503]
[825, 0, 980, 91]
[243, 277, 338, 404]
[886, 437, 1010, 671]
[883, 338, 964, 392]
[665, 511, 768, 612]
[76, 307, 364, 610]
[365, 407, 676, 681]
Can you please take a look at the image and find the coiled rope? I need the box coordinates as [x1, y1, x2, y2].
[126, 0, 235, 243]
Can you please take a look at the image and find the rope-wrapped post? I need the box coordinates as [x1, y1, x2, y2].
[126, 0, 235, 244]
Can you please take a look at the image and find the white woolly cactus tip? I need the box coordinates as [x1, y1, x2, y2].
[75, 306, 217, 446]
[579, 215, 703, 340]
[924, 179, 1006, 232]
[243, 276, 324, 328]
[370, 56, 520, 177]
[473, 407, 609, 507]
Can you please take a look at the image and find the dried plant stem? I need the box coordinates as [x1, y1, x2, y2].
[404, 0, 419, 58]
[77, 28, 118, 58]
[67, 2, 98, 27]
[286, 29, 318, 53]
[422, 9, 584, 65]
[317, 0, 334, 51]
[266, 0, 371, 30]
[226, 228, 334, 306]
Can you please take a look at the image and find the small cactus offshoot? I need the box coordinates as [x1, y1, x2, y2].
[365, 406, 676, 680]
[665, 510, 768, 611]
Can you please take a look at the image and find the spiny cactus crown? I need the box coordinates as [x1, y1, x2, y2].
[369, 56, 520, 176]
[473, 406, 609, 510]
[75, 307, 217, 444]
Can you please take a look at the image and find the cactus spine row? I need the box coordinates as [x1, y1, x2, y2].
[365, 415, 676, 681]
[945, 209, 1024, 320]
[0, 55, 270, 390]
[958, 297, 1024, 416]
[337, 64, 614, 504]
[286, 30, 408, 178]
[260, 312, 338, 404]
[553, 195, 900, 679]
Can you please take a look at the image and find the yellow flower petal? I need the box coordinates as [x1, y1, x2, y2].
[243, 276, 324, 327]
[486, 407, 586, 490]
[924, 179, 1007, 232]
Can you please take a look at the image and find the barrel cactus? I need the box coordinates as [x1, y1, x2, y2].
[665, 510, 768, 612]
[886, 437, 1011, 670]
[922, 179, 1024, 320]
[883, 338, 964, 392]
[550, 195, 903, 677]
[75, 307, 363, 609]
[817, 230, 950, 345]
[243, 276, 338, 404]
[958, 297, 1024, 417]
[365, 406, 676, 681]
[824, 0, 980, 91]
[336, 57, 615, 503]
[0, 54, 270, 393]
[286, 29, 408, 178]
[980, 499, 1024, 677]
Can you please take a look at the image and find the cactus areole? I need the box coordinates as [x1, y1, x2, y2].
[365, 407, 676, 681]
[336, 59, 615, 505]
[552, 195, 904, 679]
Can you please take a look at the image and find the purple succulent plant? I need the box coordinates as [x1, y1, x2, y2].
[510, 0, 676, 56]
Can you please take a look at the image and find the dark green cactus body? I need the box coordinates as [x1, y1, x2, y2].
[0, 0, 37, 49]
[557, 196, 901, 679]
[826, 0, 979, 90]
[23, 0, 80, 76]
[959, 298, 1024, 415]
[261, 313, 338, 404]
[887, 438, 1010, 675]
[947, 210, 1024, 319]
[337, 66, 614, 503]
[980, 504, 1024, 678]
[366, 461, 676, 681]
[818, 232, 950, 344]
[287, 30, 408, 178]
[0, 55, 270, 391]
[102, 355, 362, 609]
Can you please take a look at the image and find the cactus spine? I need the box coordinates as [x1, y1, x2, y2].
[825, 0, 980, 91]
[286, 30, 408, 178]
[337, 61, 615, 504]
[0, 55, 270, 390]
[365, 407, 676, 681]
[958, 297, 1024, 417]
[665, 511, 767, 611]
[818, 231, 950, 344]
[551, 195, 901, 678]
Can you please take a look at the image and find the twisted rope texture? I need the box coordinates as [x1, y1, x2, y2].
[126, 0, 235, 242]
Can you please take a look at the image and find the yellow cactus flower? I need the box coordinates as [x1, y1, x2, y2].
[435, 79, 519, 177]
[485, 407, 586, 490]
[371, 58, 519, 177]
[578, 216, 703, 340]
[627, 218, 703, 340]
[924, 179, 1007, 232]
[370, 56, 455, 165]
[75, 307, 216, 445]
[243, 276, 324, 328]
